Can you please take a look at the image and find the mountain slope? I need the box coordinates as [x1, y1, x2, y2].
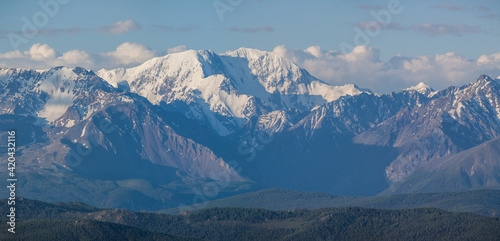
[0, 67, 115, 126]
[98, 48, 365, 136]
[0, 67, 242, 182]
[0, 67, 248, 210]
[385, 136, 500, 194]
[356, 75, 500, 182]
[245, 75, 500, 195]
[246, 90, 429, 195]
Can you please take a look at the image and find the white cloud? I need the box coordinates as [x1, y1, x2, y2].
[272, 45, 500, 93]
[55, 50, 93, 66]
[30, 43, 56, 61]
[100, 42, 156, 67]
[305, 46, 323, 58]
[477, 53, 500, 66]
[167, 45, 188, 54]
[0, 42, 175, 70]
[0, 50, 24, 59]
[95, 20, 141, 35]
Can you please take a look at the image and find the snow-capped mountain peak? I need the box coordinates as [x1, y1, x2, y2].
[477, 74, 494, 82]
[224, 47, 268, 60]
[404, 82, 434, 95]
[98, 48, 369, 135]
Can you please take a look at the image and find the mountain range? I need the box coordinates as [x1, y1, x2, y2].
[1, 48, 499, 210]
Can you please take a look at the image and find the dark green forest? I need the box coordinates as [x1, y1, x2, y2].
[162, 188, 500, 217]
[0, 220, 199, 241]
[1, 198, 499, 240]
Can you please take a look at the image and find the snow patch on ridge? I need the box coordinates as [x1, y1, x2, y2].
[256, 110, 291, 135]
[37, 68, 78, 122]
[448, 102, 465, 119]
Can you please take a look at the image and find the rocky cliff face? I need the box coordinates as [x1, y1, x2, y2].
[251, 75, 500, 194]
[0, 67, 243, 183]
[383, 136, 500, 194]
[355, 75, 500, 182]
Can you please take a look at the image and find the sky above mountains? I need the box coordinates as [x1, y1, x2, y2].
[0, 0, 499, 93]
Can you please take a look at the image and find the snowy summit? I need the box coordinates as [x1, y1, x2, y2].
[98, 48, 369, 135]
[404, 82, 435, 96]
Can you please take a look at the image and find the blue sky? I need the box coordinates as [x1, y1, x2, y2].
[0, 0, 499, 93]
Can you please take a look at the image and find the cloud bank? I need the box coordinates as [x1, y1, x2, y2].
[0, 42, 184, 70]
[0, 43, 499, 93]
[272, 45, 500, 93]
